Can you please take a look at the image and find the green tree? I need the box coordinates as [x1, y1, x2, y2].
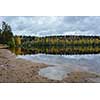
[1, 21, 13, 43]
[7, 37, 15, 47]
[0, 21, 15, 47]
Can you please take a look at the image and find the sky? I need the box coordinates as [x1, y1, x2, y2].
[0, 16, 100, 36]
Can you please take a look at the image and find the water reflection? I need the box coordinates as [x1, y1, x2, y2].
[10, 47, 22, 55]
[9, 46, 100, 55]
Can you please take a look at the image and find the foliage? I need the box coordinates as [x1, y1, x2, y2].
[7, 37, 15, 47]
[15, 36, 21, 46]
[0, 21, 15, 47]
[21, 35, 100, 48]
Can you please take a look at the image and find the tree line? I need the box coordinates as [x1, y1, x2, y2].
[0, 21, 21, 47]
[1, 21, 100, 48]
[21, 35, 100, 48]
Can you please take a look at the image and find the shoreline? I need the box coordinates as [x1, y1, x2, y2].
[0, 48, 100, 82]
[0, 44, 8, 49]
[0, 49, 60, 82]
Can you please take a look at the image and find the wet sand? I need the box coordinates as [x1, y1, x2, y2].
[0, 48, 100, 83]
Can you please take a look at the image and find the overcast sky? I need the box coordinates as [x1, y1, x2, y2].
[0, 16, 100, 36]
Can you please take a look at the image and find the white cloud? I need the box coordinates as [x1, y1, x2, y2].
[0, 16, 100, 36]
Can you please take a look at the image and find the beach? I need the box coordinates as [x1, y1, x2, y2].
[0, 48, 100, 82]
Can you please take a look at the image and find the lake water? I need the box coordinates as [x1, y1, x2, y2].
[16, 53, 100, 80]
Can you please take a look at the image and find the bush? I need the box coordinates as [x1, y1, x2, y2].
[7, 37, 15, 47]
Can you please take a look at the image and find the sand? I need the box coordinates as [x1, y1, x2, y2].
[0, 44, 8, 49]
[0, 48, 100, 83]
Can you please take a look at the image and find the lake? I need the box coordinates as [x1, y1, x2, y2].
[9, 47, 100, 81]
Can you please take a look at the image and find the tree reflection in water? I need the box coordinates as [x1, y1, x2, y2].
[9, 46, 100, 55]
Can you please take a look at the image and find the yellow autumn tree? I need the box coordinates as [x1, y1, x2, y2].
[15, 36, 21, 46]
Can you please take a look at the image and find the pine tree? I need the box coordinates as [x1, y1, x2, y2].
[0, 21, 15, 47]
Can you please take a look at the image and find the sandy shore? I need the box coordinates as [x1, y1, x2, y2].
[0, 49, 59, 82]
[0, 44, 8, 49]
[0, 48, 100, 83]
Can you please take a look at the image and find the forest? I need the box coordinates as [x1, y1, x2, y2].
[1, 21, 100, 55]
[21, 35, 100, 48]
